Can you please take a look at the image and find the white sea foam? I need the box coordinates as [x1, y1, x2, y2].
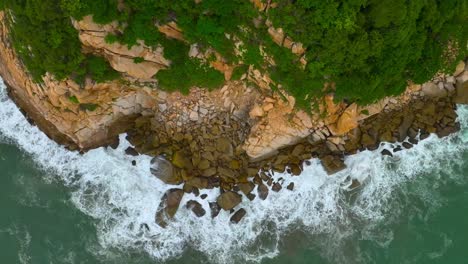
[0, 79, 467, 263]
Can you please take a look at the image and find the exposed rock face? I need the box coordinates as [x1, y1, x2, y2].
[73, 15, 170, 80]
[155, 189, 184, 228]
[217, 191, 242, 211]
[0, 9, 467, 219]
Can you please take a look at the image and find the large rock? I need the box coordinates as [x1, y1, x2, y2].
[186, 200, 206, 217]
[329, 103, 358, 135]
[320, 155, 346, 175]
[217, 191, 242, 211]
[230, 208, 247, 224]
[73, 16, 170, 79]
[257, 184, 269, 200]
[422, 82, 447, 98]
[150, 156, 181, 184]
[454, 71, 468, 104]
[155, 189, 184, 227]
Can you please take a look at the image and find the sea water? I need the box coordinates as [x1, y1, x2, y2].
[0, 79, 467, 264]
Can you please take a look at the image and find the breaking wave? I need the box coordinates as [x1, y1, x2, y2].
[0, 79, 467, 263]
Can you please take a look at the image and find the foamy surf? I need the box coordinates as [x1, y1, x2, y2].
[0, 79, 467, 263]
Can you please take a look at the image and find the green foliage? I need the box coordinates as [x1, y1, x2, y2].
[155, 38, 224, 94]
[83, 55, 120, 83]
[133, 57, 145, 64]
[79, 103, 98, 111]
[2, 0, 467, 110]
[268, 0, 467, 104]
[2, 0, 120, 83]
[104, 34, 118, 44]
[68, 95, 79, 104]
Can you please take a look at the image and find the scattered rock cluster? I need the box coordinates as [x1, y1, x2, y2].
[123, 71, 464, 227]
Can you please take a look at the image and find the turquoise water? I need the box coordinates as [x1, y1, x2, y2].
[0, 79, 467, 264]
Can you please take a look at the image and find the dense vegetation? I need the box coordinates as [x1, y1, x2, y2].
[0, 0, 120, 84]
[0, 0, 466, 108]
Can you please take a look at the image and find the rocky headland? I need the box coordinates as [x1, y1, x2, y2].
[0, 10, 467, 226]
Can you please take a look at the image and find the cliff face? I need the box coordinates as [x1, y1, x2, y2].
[0, 10, 467, 161]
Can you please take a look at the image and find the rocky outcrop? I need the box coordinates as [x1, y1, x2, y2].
[73, 15, 170, 80]
[1, 9, 467, 225]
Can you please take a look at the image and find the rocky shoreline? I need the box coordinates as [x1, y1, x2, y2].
[0, 10, 467, 227]
[123, 75, 466, 226]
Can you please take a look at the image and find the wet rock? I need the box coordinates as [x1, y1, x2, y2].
[272, 182, 282, 192]
[257, 184, 269, 200]
[109, 137, 119, 149]
[230, 208, 247, 224]
[408, 138, 418, 145]
[217, 191, 242, 211]
[320, 155, 346, 175]
[286, 182, 294, 191]
[247, 193, 256, 201]
[402, 142, 413, 149]
[455, 71, 468, 104]
[436, 124, 460, 138]
[125, 147, 139, 156]
[238, 182, 255, 195]
[150, 156, 181, 184]
[381, 149, 393, 157]
[393, 146, 403, 152]
[155, 189, 184, 228]
[209, 202, 221, 218]
[200, 194, 208, 199]
[289, 164, 302, 176]
[398, 113, 414, 141]
[186, 200, 206, 217]
[131, 160, 137, 166]
[361, 133, 377, 150]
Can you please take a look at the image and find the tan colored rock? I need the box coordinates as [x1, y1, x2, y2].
[157, 22, 184, 41]
[249, 104, 264, 118]
[73, 16, 170, 79]
[329, 103, 358, 135]
[454, 61, 465, 76]
[454, 71, 468, 104]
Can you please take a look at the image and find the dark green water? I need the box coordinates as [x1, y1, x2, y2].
[1, 80, 467, 263]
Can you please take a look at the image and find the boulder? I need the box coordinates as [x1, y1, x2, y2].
[155, 189, 184, 228]
[230, 208, 247, 224]
[398, 113, 415, 141]
[454, 71, 468, 104]
[381, 149, 393, 157]
[257, 184, 269, 200]
[125, 147, 139, 156]
[321, 155, 346, 175]
[150, 156, 181, 184]
[238, 182, 255, 195]
[186, 200, 206, 217]
[272, 182, 282, 192]
[422, 82, 447, 98]
[217, 191, 242, 211]
[286, 182, 294, 191]
[209, 202, 221, 218]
